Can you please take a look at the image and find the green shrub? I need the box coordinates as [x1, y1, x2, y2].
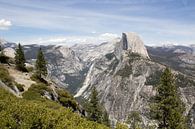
[57, 89, 79, 111]
[0, 54, 10, 64]
[0, 88, 109, 129]
[26, 66, 34, 72]
[115, 122, 129, 129]
[30, 73, 48, 84]
[15, 82, 25, 92]
[105, 53, 115, 60]
[0, 65, 14, 89]
[23, 83, 51, 100]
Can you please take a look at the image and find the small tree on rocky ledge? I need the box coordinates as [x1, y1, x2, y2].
[150, 68, 187, 129]
[15, 43, 26, 71]
[35, 48, 47, 79]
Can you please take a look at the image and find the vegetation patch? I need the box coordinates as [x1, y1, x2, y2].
[105, 53, 115, 60]
[0, 65, 14, 89]
[30, 73, 48, 84]
[15, 82, 25, 92]
[128, 52, 141, 63]
[0, 88, 109, 129]
[23, 83, 51, 100]
[0, 54, 10, 64]
[56, 89, 79, 111]
[145, 70, 162, 86]
[116, 64, 132, 77]
[26, 66, 34, 72]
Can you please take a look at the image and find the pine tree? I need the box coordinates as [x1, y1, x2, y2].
[15, 43, 26, 71]
[102, 110, 110, 127]
[35, 48, 47, 79]
[151, 68, 187, 129]
[87, 87, 103, 123]
[86, 87, 110, 126]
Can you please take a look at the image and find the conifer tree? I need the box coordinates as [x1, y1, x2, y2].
[15, 43, 26, 71]
[102, 110, 110, 127]
[151, 68, 187, 129]
[35, 48, 47, 79]
[88, 87, 103, 123]
[86, 87, 110, 126]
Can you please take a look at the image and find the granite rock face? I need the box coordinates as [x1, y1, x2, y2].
[73, 33, 195, 127]
[122, 32, 149, 58]
[74, 40, 164, 126]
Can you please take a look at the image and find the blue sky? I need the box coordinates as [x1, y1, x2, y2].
[0, 0, 195, 46]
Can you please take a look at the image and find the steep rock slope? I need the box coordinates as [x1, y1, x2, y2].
[74, 34, 161, 125]
[75, 34, 195, 127]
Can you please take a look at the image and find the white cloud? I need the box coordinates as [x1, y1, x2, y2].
[21, 33, 119, 46]
[0, 19, 12, 30]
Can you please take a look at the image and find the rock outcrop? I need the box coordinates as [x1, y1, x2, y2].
[3, 47, 15, 58]
[122, 32, 149, 58]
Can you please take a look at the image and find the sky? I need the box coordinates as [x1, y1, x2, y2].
[0, 0, 195, 46]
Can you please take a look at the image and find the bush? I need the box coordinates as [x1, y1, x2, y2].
[115, 122, 129, 129]
[0, 54, 10, 64]
[0, 65, 14, 89]
[30, 73, 48, 84]
[0, 88, 110, 129]
[23, 83, 51, 100]
[26, 66, 34, 72]
[105, 53, 115, 60]
[57, 89, 79, 111]
[15, 82, 25, 92]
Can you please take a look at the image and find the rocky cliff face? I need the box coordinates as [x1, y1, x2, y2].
[75, 51, 164, 125]
[73, 34, 195, 127]
[122, 32, 149, 58]
[73, 36, 160, 125]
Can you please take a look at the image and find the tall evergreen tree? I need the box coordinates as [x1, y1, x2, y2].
[35, 48, 47, 79]
[151, 68, 187, 129]
[88, 87, 103, 123]
[86, 87, 109, 126]
[15, 43, 26, 71]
